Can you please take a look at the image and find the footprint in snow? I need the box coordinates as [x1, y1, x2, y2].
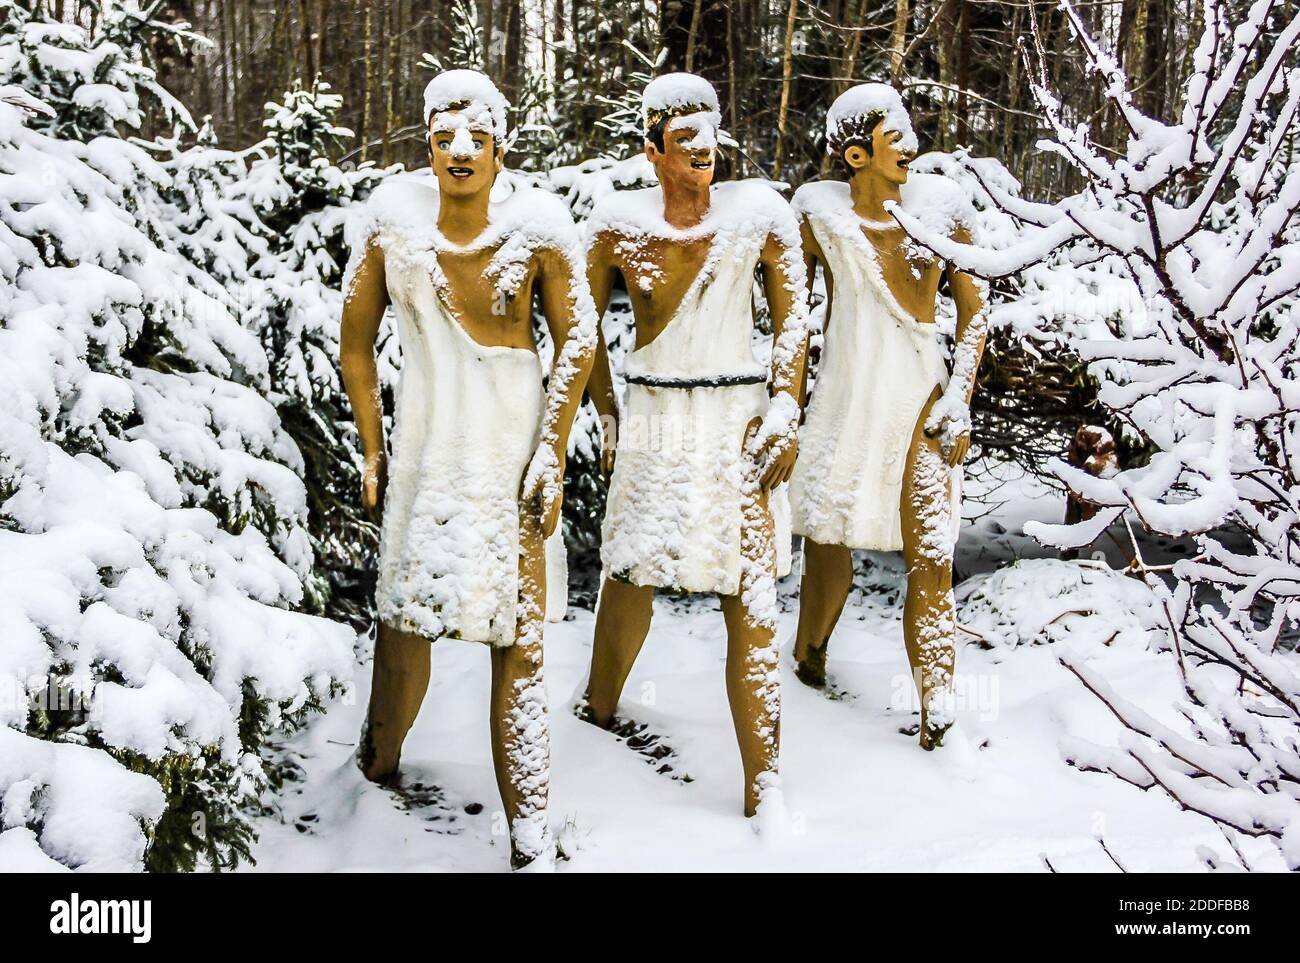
[574, 702, 694, 784]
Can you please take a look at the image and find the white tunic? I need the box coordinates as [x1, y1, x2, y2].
[350, 175, 569, 645]
[789, 178, 961, 552]
[594, 181, 795, 595]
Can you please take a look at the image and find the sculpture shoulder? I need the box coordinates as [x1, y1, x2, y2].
[711, 179, 800, 246]
[343, 174, 437, 258]
[366, 174, 440, 231]
[585, 186, 663, 240]
[791, 180, 850, 222]
[900, 172, 976, 237]
[497, 185, 582, 254]
[713, 178, 791, 214]
[342, 178, 434, 293]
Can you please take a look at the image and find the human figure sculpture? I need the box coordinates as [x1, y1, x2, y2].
[339, 70, 596, 869]
[788, 84, 988, 750]
[579, 73, 810, 823]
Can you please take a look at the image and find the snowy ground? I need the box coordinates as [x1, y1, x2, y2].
[247, 467, 1273, 872]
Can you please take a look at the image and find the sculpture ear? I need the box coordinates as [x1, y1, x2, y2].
[844, 144, 869, 171]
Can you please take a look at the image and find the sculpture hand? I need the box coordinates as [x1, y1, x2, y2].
[540, 448, 565, 538]
[600, 435, 616, 478]
[521, 442, 565, 539]
[745, 393, 801, 492]
[760, 435, 798, 491]
[362, 452, 388, 521]
[923, 395, 973, 468]
[945, 430, 971, 468]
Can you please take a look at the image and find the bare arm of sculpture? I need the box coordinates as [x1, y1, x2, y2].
[798, 216, 831, 409]
[753, 228, 812, 491]
[924, 224, 989, 468]
[522, 246, 600, 538]
[340, 237, 390, 520]
[583, 232, 621, 476]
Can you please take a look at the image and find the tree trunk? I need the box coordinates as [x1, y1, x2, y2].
[383, 0, 398, 166]
[684, 0, 703, 72]
[553, 0, 565, 92]
[501, 0, 523, 104]
[839, 0, 865, 95]
[773, 0, 799, 179]
[955, 0, 970, 145]
[299, 0, 314, 82]
[937, 0, 955, 150]
[361, 0, 373, 162]
[890, 0, 909, 85]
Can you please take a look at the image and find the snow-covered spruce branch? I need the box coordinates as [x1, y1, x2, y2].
[900, 0, 1300, 869]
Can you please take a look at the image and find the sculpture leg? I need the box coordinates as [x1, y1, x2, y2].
[490, 513, 552, 869]
[791, 538, 854, 688]
[359, 622, 432, 783]
[583, 576, 655, 727]
[719, 483, 782, 817]
[900, 396, 959, 751]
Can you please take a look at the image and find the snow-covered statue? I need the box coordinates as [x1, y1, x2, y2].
[788, 83, 988, 750]
[339, 69, 597, 870]
[579, 72, 810, 826]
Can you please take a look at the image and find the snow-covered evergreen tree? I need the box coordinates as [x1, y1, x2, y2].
[242, 81, 388, 623]
[0, 0, 352, 871]
[902, 0, 1300, 869]
[0, 0, 195, 141]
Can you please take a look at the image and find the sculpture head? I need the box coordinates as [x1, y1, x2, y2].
[825, 83, 918, 188]
[642, 72, 722, 192]
[423, 69, 508, 199]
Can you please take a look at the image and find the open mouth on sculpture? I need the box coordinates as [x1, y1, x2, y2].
[690, 158, 713, 170]
[447, 166, 475, 179]
[897, 157, 912, 172]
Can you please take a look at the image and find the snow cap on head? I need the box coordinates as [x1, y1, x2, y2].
[642, 72, 721, 140]
[825, 82, 918, 157]
[422, 69, 509, 144]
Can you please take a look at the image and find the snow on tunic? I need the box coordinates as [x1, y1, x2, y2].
[788, 177, 963, 552]
[349, 175, 568, 645]
[593, 180, 794, 595]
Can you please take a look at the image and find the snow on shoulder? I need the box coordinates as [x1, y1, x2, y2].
[793, 167, 976, 240]
[503, 183, 583, 251]
[358, 170, 438, 231]
[899, 171, 977, 238]
[791, 179, 850, 222]
[825, 82, 918, 156]
[586, 178, 798, 248]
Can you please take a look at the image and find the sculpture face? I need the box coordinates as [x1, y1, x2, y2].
[845, 119, 914, 187]
[428, 109, 501, 198]
[646, 119, 716, 192]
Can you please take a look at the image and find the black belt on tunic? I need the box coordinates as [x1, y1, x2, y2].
[624, 372, 768, 389]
